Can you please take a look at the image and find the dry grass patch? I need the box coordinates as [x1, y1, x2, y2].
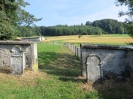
[46, 35, 133, 44]
[0, 70, 47, 87]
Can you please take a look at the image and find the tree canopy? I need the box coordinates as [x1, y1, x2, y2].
[90, 19, 126, 34]
[116, 0, 133, 22]
[0, 0, 41, 40]
[17, 19, 127, 37]
[116, 0, 133, 38]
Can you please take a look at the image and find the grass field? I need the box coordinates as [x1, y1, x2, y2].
[45, 34, 133, 45]
[0, 43, 99, 99]
[37, 43, 133, 99]
[0, 34, 133, 99]
[0, 43, 133, 99]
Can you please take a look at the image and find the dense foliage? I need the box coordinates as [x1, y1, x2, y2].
[18, 19, 127, 37]
[116, 0, 133, 38]
[0, 0, 41, 40]
[0, 0, 129, 38]
[40, 25, 103, 36]
[90, 19, 126, 34]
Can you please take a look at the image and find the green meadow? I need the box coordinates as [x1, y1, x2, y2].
[0, 35, 133, 99]
[0, 43, 99, 99]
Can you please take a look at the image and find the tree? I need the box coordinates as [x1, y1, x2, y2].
[125, 23, 133, 37]
[117, 27, 124, 34]
[92, 19, 126, 34]
[116, 0, 133, 37]
[85, 21, 92, 26]
[0, 0, 15, 40]
[0, 0, 41, 40]
[116, 0, 133, 21]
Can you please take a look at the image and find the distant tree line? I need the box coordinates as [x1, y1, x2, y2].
[18, 19, 127, 37]
[1, 0, 133, 39]
[17, 25, 41, 37]
[88, 19, 126, 34]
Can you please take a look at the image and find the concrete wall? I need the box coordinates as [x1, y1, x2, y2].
[22, 37, 45, 42]
[66, 43, 81, 60]
[81, 44, 133, 83]
[0, 41, 38, 75]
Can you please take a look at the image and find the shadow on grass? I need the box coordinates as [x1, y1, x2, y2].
[38, 51, 83, 82]
[91, 79, 133, 99]
[38, 47, 133, 99]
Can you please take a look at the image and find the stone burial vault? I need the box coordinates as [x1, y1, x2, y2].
[80, 44, 133, 83]
[0, 41, 38, 75]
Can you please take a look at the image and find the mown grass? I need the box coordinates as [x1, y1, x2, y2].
[0, 42, 99, 99]
[37, 43, 102, 99]
[44, 34, 133, 45]
[0, 42, 133, 99]
[37, 42, 133, 99]
[37, 43, 133, 99]
[90, 34, 129, 37]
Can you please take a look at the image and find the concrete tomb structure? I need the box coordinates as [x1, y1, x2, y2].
[0, 41, 38, 75]
[81, 44, 133, 83]
[21, 36, 45, 42]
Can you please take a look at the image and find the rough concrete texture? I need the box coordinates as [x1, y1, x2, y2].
[0, 41, 38, 75]
[86, 54, 101, 83]
[0, 48, 11, 69]
[11, 46, 25, 75]
[81, 44, 133, 83]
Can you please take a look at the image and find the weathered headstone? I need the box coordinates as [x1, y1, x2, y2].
[86, 54, 101, 83]
[11, 46, 25, 75]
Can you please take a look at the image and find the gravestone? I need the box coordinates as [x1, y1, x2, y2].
[86, 54, 102, 83]
[11, 46, 25, 75]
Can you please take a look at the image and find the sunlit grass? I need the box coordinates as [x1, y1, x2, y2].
[44, 34, 133, 45]
[0, 43, 99, 99]
[0, 42, 133, 99]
